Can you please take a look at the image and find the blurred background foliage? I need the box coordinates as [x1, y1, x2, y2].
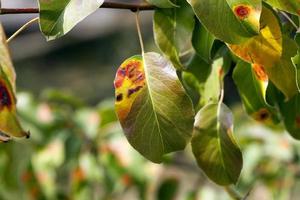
[1, 0, 300, 200]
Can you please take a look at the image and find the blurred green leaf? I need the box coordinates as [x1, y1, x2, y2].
[192, 103, 243, 185]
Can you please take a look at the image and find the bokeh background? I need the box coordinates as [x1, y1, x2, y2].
[1, 0, 300, 200]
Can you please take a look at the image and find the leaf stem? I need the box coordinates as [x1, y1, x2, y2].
[6, 17, 39, 43]
[135, 10, 145, 55]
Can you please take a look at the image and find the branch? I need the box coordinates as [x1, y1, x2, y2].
[0, 1, 155, 15]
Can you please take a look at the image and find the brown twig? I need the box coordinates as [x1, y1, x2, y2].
[0, 1, 155, 14]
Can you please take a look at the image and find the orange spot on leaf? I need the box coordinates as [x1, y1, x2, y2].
[234, 5, 251, 19]
[253, 108, 270, 122]
[252, 64, 268, 82]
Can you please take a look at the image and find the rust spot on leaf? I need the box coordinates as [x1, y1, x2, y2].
[128, 86, 143, 98]
[0, 80, 13, 110]
[234, 5, 251, 19]
[116, 93, 123, 102]
[253, 108, 270, 122]
[252, 64, 268, 82]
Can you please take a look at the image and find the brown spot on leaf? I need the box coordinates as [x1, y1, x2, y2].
[234, 5, 251, 19]
[116, 93, 123, 102]
[128, 86, 143, 97]
[252, 64, 268, 82]
[0, 80, 13, 110]
[253, 108, 270, 122]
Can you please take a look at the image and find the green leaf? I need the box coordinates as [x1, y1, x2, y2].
[114, 52, 194, 163]
[279, 94, 300, 139]
[264, 0, 300, 15]
[192, 103, 243, 185]
[38, 0, 104, 40]
[153, 0, 195, 70]
[187, 0, 261, 44]
[233, 60, 280, 124]
[192, 20, 215, 63]
[146, 0, 177, 8]
[183, 47, 231, 110]
[0, 24, 16, 91]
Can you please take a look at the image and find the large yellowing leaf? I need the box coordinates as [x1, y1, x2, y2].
[264, 0, 300, 15]
[229, 6, 282, 68]
[0, 24, 16, 91]
[114, 53, 194, 163]
[187, 0, 261, 44]
[0, 24, 29, 141]
[192, 103, 243, 185]
[38, 0, 104, 40]
[153, 0, 195, 70]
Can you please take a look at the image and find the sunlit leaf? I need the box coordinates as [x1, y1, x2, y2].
[153, 0, 195, 70]
[146, 0, 177, 8]
[192, 20, 215, 63]
[38, 0, 104, 40]
[187, 0, 261, 44]
[228, 6, 282, 68]
[192, 103, 243, 185]
[229, 6, 299, 99]
[114, 53, 194, 163]
[264, 0, 300, 15]
[233, 60, 280, 124]
[0, 24, 16, 91]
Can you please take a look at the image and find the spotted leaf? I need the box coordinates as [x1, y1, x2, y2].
[0, 25, 29, 141]
[264, 0, 300, 15]
[114, 52, 194, 163]
[192, 103, 243, 185]
[229, 6, 299, 99]
[233, 60, 280, 124]
[187, 0, 261, 44]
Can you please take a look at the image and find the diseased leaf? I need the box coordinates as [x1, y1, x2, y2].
[264, 0, 300, 15]
[233, 60, 280, 124]
[146, 0, 177, 8]
[38, 0, 104, 40]
[114, 52, 194, 163]
[192, 20, 215, 63]
[229, 6, 299, 99]
[192, 103, 243, 185]
[187, 0, 261, 44]
[228, 6, 282, 68]
[0, 25, 29, 141]
[153, 0, 195, 70]
[0, 24, 16, 91]
[0, 68, 29, 140]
